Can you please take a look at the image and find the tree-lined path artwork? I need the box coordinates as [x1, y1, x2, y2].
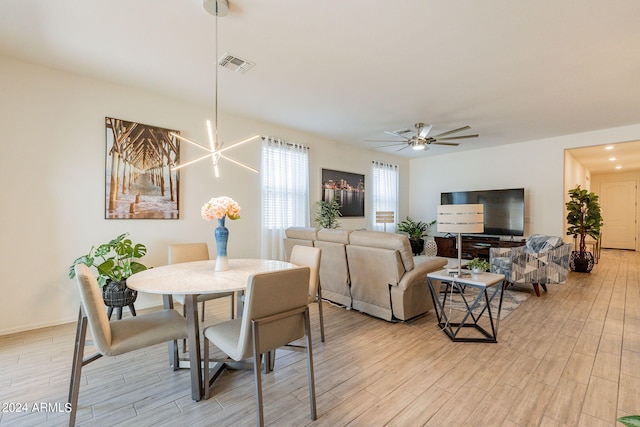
[105, 117, 180, 219]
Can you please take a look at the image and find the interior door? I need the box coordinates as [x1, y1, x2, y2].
[599, 180, 637, 250]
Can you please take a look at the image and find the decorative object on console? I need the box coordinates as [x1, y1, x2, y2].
[565, 185, 603, 273]
[201, 196, 241, 271]
[68, 233, 148, 319]
[437, 204, 484, 277]
[170, 0, 260, 177]
[397, 217, 436, 255]
[467, 257, 490, 273]
[375, 211, 395, 232]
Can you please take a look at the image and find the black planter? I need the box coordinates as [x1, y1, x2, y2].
[569, 251, 595, 273]
[102, 280, 137, 319]
[409, 238, 425, 256]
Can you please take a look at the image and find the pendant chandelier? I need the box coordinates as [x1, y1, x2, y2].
[171, 0, 259, 177]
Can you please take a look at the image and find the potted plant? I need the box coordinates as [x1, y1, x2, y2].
[68, 233, 148, 312]
[617, 415, 640, 427]
[315, 196, 342, 229]
[466, 257, 490, 273]
[397, 217, 436, 255]
[565, 185, 603, 273]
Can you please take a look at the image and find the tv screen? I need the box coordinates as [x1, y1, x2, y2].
[440, 188, 525, 236]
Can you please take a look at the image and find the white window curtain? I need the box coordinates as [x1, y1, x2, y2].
[261, 137, 310, 260]
[371, 161, 399, 232]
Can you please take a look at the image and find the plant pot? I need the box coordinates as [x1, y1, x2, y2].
[409, 238, 425, 256]
[569, 251, 595, 273]
[102, 280, 138, 307]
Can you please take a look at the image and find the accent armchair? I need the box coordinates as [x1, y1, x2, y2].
[490, 234, 572, 297]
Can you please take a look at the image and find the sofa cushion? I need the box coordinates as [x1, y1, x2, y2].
[317, 229, 352, 244]
[348, 231, 415, 271]
[284, 227, 318, 241]
[526, 234, 564, 253]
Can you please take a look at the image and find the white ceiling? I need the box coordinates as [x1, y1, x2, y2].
[2, 0, 640, 161]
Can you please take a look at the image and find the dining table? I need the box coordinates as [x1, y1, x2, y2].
[126, 258, 297, 401]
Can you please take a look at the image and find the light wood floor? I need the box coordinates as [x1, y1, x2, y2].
[1, 249, 639, 426]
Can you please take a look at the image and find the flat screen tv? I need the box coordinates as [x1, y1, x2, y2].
[440, 188, 525, 237]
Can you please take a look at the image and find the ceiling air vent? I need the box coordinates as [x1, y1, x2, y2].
[218, 53, 255, 74]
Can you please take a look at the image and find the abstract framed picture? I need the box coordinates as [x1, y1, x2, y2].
[105, 117, 180, 219]
[321, 168, 365, 217]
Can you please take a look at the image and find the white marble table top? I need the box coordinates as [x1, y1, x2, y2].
[127, 258, 296, 295]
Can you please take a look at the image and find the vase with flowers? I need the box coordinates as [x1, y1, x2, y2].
[201, 196, 241, 271]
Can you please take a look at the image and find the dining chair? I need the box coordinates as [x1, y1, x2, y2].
[68, 264, 187, 427]
[168, 243, 235, 321]
[202, 266, 317, 426]
[290, 245, 324, 342]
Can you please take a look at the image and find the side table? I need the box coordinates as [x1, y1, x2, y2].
[427, 269, 506, 343]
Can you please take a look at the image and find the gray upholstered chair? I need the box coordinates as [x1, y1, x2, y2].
[69, 264, 187, 427]
[168, 243, 235, 321]
[290, 245, 324, 342]
[490, 234, 572, 296]
[202, 267, 316, 426]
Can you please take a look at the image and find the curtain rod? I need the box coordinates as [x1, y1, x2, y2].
[372, 161, 398, 167]
[261, 136, 310, 150]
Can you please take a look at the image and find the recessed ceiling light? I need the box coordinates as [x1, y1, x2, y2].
[605, 146, 614, 150]
[616, 165, 623, 169]
[609, 157, 616, 161]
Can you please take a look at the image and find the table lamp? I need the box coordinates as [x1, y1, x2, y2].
[437, 204, 484, 277]
[375, 211, 395, 232]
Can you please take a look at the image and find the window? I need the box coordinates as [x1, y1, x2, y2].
[261, 137, 309, 260]
[371, 161, 399, 232]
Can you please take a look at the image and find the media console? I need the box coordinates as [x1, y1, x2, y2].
[434, 235, 525, 260]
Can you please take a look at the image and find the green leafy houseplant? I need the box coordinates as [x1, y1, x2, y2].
[618, 415, 640, 427]
[566, 185, 603, 272]
[466, 257, 490, 272]
[397, 217, 436, 255]
[68, 233, 148, 287]
[315, 197, 342, 229]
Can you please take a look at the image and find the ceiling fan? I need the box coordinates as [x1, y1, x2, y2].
[368, 122, 478, 152]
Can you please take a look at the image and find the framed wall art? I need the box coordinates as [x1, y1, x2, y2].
[105, 117, 180, 219]
[321, 168, 365, 217]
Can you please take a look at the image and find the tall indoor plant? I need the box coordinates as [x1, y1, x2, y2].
[315, 196, 342, 229]
[397, 217, 436, 255]
[566, 185, 603, 272]
[69, 233, 148, 313]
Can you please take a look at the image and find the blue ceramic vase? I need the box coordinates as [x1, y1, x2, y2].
[214, 216, 230, 271]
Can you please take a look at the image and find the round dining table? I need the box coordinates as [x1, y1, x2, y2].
[127, 258, 296, 401]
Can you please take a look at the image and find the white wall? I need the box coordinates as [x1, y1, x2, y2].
[0, 55, 410, 335]
[408, 125, 640, 239]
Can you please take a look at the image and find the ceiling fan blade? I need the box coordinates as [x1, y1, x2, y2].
[432, 142, 460, 146]
[437, 134, 479, 141]
[376, 143, 409, 148]
[366, 139, 409, 143]
[418, 124, 433, 139]
[395, 145, 410, 152]
[384, 130, 411, 139]
[431, 125, 471, 139]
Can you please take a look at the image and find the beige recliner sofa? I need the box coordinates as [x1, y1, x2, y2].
[284, 227, 447, 321]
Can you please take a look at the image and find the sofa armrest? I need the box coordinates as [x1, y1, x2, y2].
[391, 256, 447, 320]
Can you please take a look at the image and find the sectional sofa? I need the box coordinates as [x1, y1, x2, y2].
[284, 227, 447, 321]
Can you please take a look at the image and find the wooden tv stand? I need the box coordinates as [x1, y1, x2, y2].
[434, 235, 525, 261]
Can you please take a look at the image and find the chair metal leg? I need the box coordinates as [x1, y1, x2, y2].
[68, 307, 86, 427]
[230, 292, 235, 319]
[181, 304, 188, 353]
[317, 285, 325, 343]
[200, 301, 206, 322]
[304, 307, 317, 421]
[252, 323, 265, 427]
[203, 338, 211, 400]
